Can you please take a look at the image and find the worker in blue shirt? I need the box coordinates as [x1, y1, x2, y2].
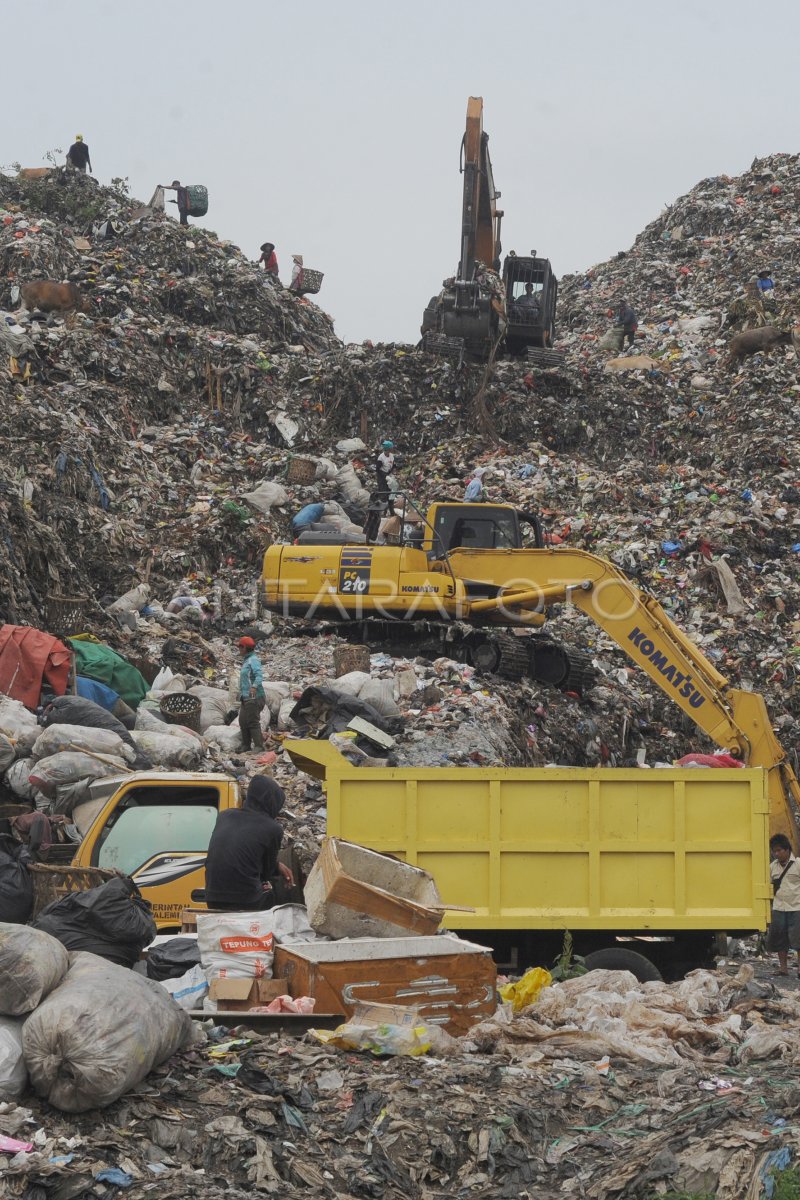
[237, 636, 266, 751]
[756, 271, 775, 294]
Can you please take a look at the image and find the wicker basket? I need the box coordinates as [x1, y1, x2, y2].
[28, 863, 115, 919]
[287, 456, 318, 484]
[299, 268, 323, 296]
[160, 691, 202, 733]
[46, 593, 87, 637]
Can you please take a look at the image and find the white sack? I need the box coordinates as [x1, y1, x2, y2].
[28, 751, 129, 799]
[32, 724, 135, 764]
[241, 480, 288, 514]
[130, 731, 204, 769]
[197, 912, 276, 981]
[4, 757, 37, 801]
[0, 1016, 26, 1100]
[23, 950, 194, 1112]
[203, 724, 243, 753]
[0, 696, 39, 741]
[0, 922, 69, 1015]
[159, 964, 208, 1011]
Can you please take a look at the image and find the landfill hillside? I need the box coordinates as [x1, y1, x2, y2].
[2, 156, 800, 770]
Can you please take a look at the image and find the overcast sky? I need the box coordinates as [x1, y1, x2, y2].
[4, 0, 799, 344]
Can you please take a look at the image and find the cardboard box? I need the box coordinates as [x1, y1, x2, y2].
[304, 838, 444, 939]
[208, 977, 288, 1011]
[273, 935, 496, 1035]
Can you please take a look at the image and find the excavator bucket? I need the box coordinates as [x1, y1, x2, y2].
[526, 346, 567, 369]
[422, 331, 465, 366]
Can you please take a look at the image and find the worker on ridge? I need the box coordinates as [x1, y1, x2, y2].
[237, 636, 266, 752]
[165, 180, 190, 225]
[464, 466, 489, 501]
[615, 299, 638, 348]
[66, 135, 92, 174]
[259, 242, 279, 276]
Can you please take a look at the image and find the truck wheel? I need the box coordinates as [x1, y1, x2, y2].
[583, 947, 663, 983]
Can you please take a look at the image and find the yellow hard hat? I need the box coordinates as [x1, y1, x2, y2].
[75, 134, 83, 141]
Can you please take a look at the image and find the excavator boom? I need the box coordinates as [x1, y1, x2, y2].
[263, 511, 800, 843]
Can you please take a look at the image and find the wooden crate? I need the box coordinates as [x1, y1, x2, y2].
[273, 937, 496, 1036]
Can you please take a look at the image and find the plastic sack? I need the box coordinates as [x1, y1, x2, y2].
[329, 671, 371, 697]
[197, 911, 275, 981]
[241, 480, 288, 514]
[188, 686, 231, 731]
[50, 778, 92, 817]
[498, 966, 552, 1013]
[4, 757, 37, 801]
[34, 876, 158, 968]
[0, 840, 33, 925]
[0, 695, 39, 741]
[0, 733, 14, 774]
[150, 666, 175, 691]
[22, 950, 194, 1112]
[312, 1018, 431, 1057]
[134, 705, 168, 731]
[32, 723, 135, 764]
[204, 724, 243, 753]
[29, 750, 130, 799]
[598, 326, 625, 352]
[146, 936, 201, 981]
[0, 1016, 26, 1100]
[159, 963, 208, 1010]
[358, 678, 401, 718]
[130, 730, 204, 769]
[676, 753, 745, 769]
[0, 922, 69, 1014]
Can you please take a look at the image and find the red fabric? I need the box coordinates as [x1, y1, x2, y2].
[0, 625, 70, 708]
[677, 753, 744, 769]
[262, 251, 279, 274]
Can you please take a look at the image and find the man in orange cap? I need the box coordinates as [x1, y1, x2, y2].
[237, 636, 266, 751]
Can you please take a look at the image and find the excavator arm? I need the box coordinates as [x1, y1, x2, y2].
[460, 96, 502, 278]
[449, 546, 800, 842]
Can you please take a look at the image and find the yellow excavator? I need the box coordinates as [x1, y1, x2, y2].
[261, 499, 800, 842]
[421, 96, 562, 366]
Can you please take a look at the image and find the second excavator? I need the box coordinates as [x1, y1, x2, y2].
[421, 96, 562, 367]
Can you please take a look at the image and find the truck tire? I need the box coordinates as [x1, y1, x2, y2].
[583, 947, 663, 983]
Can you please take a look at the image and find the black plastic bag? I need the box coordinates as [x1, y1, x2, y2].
[34, 876, 157, 968]
[146, 936, 201, 981]
[0, 836, 33, 925]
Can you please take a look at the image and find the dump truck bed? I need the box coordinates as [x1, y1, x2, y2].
[287, 741, 772, 934]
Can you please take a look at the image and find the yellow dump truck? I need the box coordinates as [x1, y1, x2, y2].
[287, 739, 772, 980]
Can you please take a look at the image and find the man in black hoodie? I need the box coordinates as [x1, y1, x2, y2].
[204, 776, 294, 911]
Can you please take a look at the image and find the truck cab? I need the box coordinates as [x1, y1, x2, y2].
[71, 772, 242, 930]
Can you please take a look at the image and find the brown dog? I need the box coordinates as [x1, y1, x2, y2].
[728, 325, 791, 357]
[20, 281, 87, 314]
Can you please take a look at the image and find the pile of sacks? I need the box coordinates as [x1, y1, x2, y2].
[0, 922, 194, 1113]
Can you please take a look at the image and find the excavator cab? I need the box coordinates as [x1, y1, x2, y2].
[427, 503, 544, 557]
[503, 255, 562, 365]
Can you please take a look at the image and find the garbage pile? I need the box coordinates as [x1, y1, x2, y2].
[5, 960, 800, 1197]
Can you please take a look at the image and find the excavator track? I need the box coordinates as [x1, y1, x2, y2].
[562, 649, 597, 695]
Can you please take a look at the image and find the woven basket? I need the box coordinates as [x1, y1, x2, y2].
[299, 268, 323, 295]
[160, 691, 202, 733]
[46, 594, 87, 637]
[287, 456, 318, 484]
[28, 863, 115, 919]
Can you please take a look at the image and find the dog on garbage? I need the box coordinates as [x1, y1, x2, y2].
[20, 280, 89, 315]
[727, 324, 791, 360]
